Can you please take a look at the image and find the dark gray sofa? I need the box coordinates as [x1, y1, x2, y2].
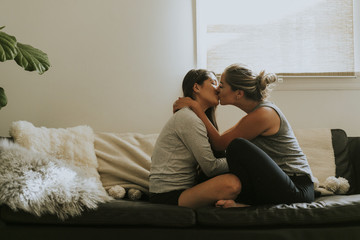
[1, 129, 360, 240]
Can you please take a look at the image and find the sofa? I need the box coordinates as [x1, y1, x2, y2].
[1, 128, 360, 240]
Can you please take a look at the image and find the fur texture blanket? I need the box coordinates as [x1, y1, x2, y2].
[0, 139, 111, 220]
[0, 121, 111, 219]
[9, 121, 99, 175]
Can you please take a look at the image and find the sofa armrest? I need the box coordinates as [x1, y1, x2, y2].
[331, 129, 356, 194]
[347, 137, 360, 194]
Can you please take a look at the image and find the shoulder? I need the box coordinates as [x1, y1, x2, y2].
[248, 102, 282, 136]
[249, 106, 276, 120]
[252, 101, 281, 118]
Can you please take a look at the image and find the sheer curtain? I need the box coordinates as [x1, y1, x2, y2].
[196, 0, 355, 76]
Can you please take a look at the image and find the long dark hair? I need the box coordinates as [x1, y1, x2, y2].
[182, 69, 219, 130]
[182, 69, 225, 158]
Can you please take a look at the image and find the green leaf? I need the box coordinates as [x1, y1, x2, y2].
[0, 31, 18, 62]
[15, 42, 50, 74]
[0, 87, 7, 109]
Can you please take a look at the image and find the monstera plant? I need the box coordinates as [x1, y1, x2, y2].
[0, 26, 50, 109]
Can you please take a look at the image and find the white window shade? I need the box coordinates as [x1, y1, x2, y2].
[197, 0, 355, 77]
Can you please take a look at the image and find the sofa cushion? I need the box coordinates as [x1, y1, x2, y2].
[331, 129, 356, 194]
[294, 128, 335, 185]
[0, 200, 196, 228]
[347, 137, 360, 194]
[196, 194, 360, 227]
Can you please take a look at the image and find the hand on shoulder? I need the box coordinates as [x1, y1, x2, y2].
[173, 97, 199, 113]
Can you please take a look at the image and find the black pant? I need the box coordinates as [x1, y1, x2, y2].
[226, 138, 314, 205]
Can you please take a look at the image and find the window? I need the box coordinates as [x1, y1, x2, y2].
[196, 0, 357, 80]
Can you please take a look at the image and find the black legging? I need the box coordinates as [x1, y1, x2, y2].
[226, 138, 314, 205]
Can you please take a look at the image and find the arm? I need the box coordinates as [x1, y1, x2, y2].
[175, 109, 228, 177]
[174, 98, 280, 151]
[173, 97, 225, 150]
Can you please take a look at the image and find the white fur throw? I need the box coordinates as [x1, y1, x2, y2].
[0, 139, 111, 220]
[95, 132, 158, 194]
[9, 121, 100, 179]
[5, 121, 112, 218]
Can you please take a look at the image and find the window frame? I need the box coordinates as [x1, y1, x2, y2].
[196, 0, 360, 91]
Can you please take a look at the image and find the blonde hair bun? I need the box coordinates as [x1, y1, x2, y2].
[225, 64, 277, 101]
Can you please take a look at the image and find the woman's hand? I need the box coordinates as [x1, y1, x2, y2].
[173, 97, 198, 113]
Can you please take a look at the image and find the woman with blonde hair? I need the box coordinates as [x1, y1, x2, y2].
[173, 63, 315, 207]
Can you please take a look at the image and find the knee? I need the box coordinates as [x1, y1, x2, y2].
[223, 174, 242, 198]
[226, 138, 249, 156]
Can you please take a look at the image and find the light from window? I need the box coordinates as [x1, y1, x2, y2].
[196, 0, 355, 77]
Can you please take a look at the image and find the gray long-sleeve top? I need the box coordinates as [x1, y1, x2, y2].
[149, 108, 229, 193]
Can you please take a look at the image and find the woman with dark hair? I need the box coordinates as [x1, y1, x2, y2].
[149, 69, 241, 208]
[173, 64, 315, 208]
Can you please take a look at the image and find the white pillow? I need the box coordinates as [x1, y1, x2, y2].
[9, 121, 99, 178]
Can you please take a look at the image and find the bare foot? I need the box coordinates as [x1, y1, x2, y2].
[215, 200, 250, 208]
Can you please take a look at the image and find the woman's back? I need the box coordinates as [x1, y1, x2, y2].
[250, 101, 314, 179]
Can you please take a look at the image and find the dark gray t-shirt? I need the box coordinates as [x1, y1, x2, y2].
[250, 101, 314, 180]
[149, 108, 229, 193]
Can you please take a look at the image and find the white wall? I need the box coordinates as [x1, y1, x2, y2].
[0, 0, 195, 136]
[1, 0, 360, 137]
